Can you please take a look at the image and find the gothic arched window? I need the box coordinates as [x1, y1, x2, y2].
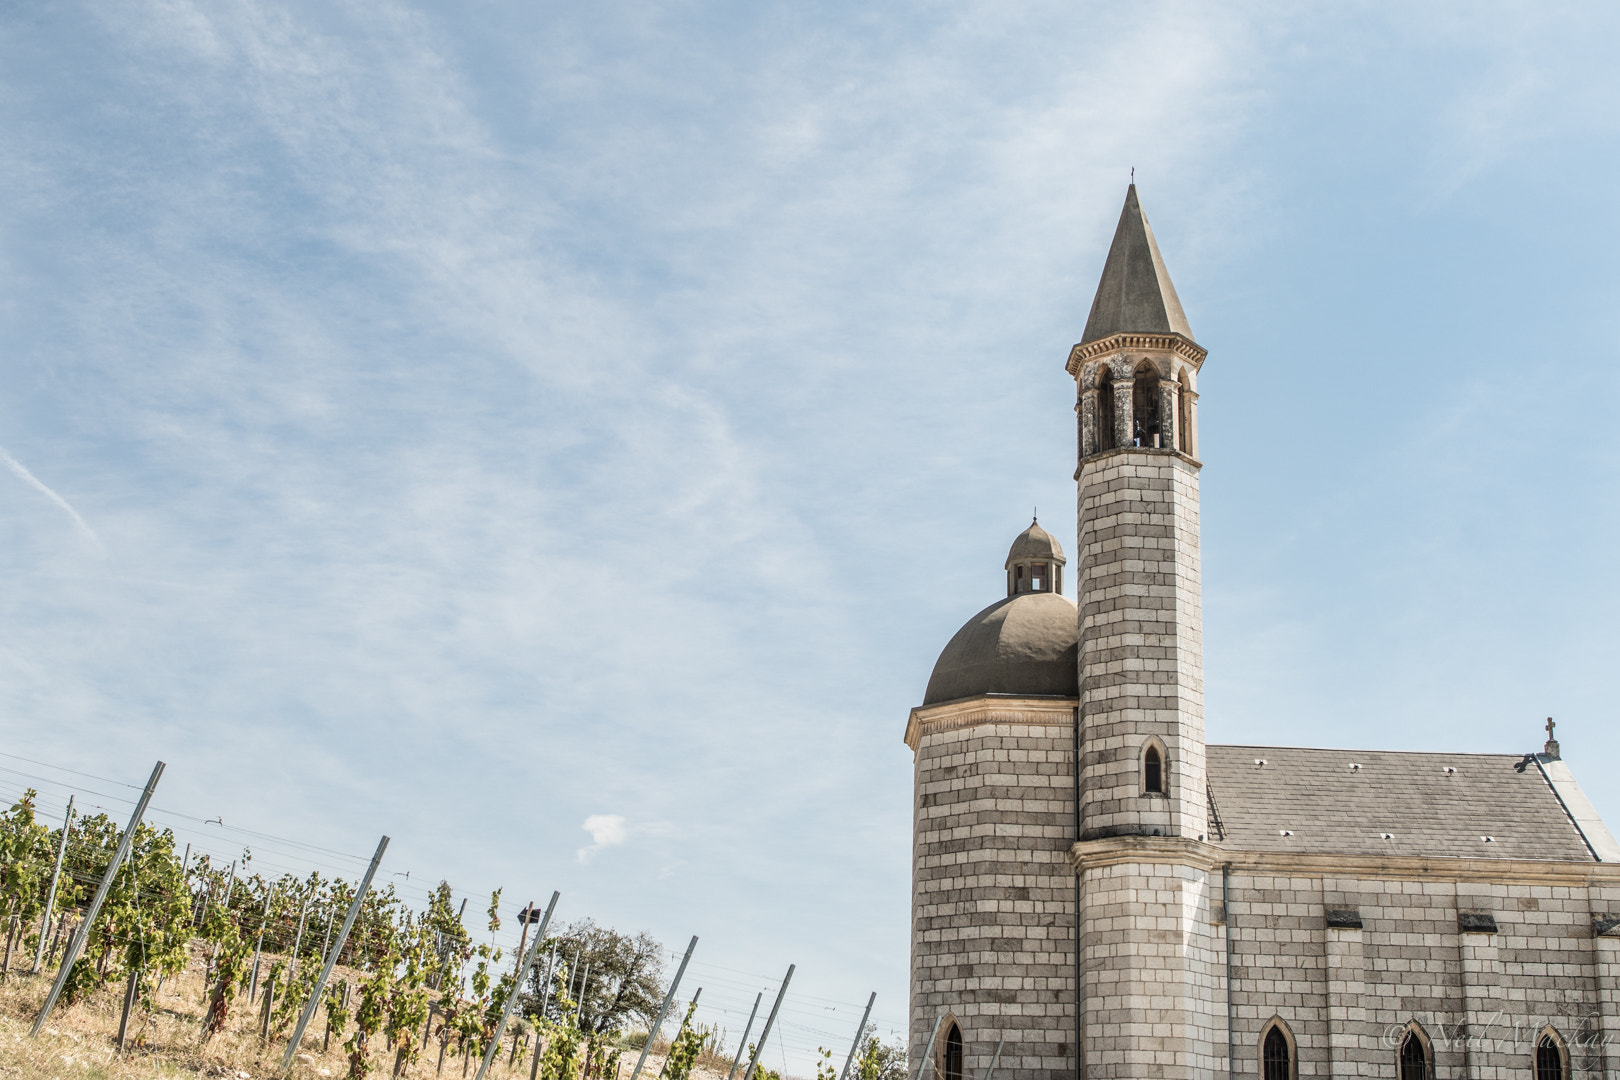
[1096, 367, 1116, 453]
[1144, 745, 1164, 794]
[1537, 1031, 1567, 1080]
[1262, 1023, 1293, 1080]
[1399, 1026, 1431, 1080]
[943, 1023, 963, 1080]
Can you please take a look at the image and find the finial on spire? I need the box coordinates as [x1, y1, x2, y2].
[1544, 717, 1560, 759]
[1130, 166, 1134, 183]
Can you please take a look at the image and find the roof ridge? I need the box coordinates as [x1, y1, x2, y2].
[1209, 743, 1532, 759]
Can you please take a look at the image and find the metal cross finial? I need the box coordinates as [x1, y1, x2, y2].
[1130, 166, 1135, 183]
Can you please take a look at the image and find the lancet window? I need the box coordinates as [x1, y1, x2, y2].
[1537, 1032, 1566, 1080]
[1261, 1024, 1293, 1080]
[1143, 743, 1165, 795]
[1399, 1027, 1431, 1080]
[1132, 363, 1161, 447]
[1096, 366, 1116, 453]
[943, 1024, 963, 1080]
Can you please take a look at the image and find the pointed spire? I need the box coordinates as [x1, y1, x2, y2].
[1080, 185, 1194, 345]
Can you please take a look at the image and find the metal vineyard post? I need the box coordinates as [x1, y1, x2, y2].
[655, 988, 702, 1080]
[723, 992, 763, 1080]
[31, 795, 73, 974]
[739, 965, 793, 1080]
[287, 895, 310, 980]
[248, 886, 276, 1002]
[630, 935, 698, 1080]
[838, 993, 877, 1080]
[475, 890, 559, 1080]
[575, 962, 591, 1027]
[978, 1039, 1004, 1080]
[281, 835, 388, 1072]
[912, 1016, 945, 1080]
[31, 760, 165, 1038]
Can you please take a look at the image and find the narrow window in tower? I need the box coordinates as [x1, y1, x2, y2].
[1399, 1029, 1430, 1080]
[1262, 1026, 1292, 1080]
[1177, 371, 1193, 455]
[1013, 565, 1026, 594]
[1144, 746, 1163, 794]
[1537, 1034, 1565, 1080]
[1133, 363, 1160, 447]
[1032, 562, 1047, 591]
[943, 1025, 963, 1080]
[1096, 368, 1116, 452]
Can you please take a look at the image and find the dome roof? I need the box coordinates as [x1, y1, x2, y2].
[922, 591, 1079, 706]
[1005, 520, 1065, 568]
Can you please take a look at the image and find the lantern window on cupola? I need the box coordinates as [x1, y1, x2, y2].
[1005, 519, 1066, 597]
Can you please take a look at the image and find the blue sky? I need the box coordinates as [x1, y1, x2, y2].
[4, 0, 1620, 1070]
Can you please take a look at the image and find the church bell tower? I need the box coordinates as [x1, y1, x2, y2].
[1068, 185, 1222, 1080]
[1069, 183, 1207, 842]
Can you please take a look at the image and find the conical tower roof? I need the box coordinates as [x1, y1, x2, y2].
[1080, 185, 1194, 345]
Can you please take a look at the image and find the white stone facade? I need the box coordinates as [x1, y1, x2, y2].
[1074, 445, 1205, 842]
[907, 700, 1078, 1080]
[906, 188, 1617, 1080]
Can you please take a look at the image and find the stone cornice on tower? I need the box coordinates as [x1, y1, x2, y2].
[1069, 835, 1620, 887]
[1073, 443, 1200, 481]
[1064, 331, 1206, 378]
[904, 694, 1076, 751]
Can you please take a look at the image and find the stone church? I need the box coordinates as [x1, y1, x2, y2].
[906, 187, 1620, 1080]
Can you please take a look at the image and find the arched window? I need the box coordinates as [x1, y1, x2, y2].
[1262, 1024, 1292, 1080]
[943, 1023, 963, 1080]
[1536, 1030, 1567, 1080]
[1096, 367, 1116, 453]
[1132, 363, 1160, 447]
[1399, 1026, 1431, 1080]
[1144, 745, 1164, 794]
[1177, 371, 1193, 455]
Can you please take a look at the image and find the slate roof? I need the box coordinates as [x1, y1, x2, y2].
[1080, 185, 1195, 346]
[1205, 745, 1596, 862]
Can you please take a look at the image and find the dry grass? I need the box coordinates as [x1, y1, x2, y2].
[0, 949, 699, 1080]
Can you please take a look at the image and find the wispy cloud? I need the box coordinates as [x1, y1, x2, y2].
[0, 446, 103, 554]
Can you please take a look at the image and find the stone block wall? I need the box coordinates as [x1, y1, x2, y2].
[1077, 851, 1226, 1080]
[1222, 867, 1620, 1080]
[1076, 448, 1205, 841]
[911, 708, 1078, 1080]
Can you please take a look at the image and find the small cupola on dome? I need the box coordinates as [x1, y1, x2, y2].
[1005, 518, 1065, 596]
[922, 522, 1078, 706]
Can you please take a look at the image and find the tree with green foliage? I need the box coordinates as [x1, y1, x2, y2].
[524, 919, 665, 1035]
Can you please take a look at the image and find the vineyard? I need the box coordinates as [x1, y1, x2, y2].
[0, 756, 908, 1080]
